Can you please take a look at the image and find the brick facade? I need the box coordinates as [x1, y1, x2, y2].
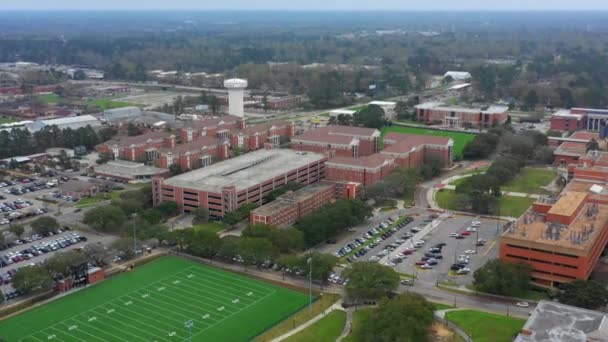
[291, 125, 380, 158]
[157, 137, 229, 171]
[96, 132, 176, 162]
[415, 103, 509, 128]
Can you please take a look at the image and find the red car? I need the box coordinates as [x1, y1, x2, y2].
[401, 250, 413, 255]
[460, 231, 472, 236]
[415, 260, 426, 265]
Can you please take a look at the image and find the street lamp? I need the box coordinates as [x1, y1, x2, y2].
[307, 257, 313, 315]
[184, 319, 193, 342]
[131, 213, 138, 257]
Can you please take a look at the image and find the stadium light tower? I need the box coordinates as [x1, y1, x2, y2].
[223, 78, 248, 118]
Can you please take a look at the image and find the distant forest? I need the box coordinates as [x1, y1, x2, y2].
[3, 11, 608, 108]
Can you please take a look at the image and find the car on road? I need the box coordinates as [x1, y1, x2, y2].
[449, 232, 458, 237]
[420, 264, 433, 269]
[516, 302, 529, 308]
[400, 279, 414, 286]
[456, 268, 471, 274]
[455, 234, 465, 239]
[411, 227, 421, 233]
[460, 231, 472, 236]
[464, 250, 476, 254]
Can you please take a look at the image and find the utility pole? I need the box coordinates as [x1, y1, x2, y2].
[307, 257, 313, 315]
[132, 213, 138, 257]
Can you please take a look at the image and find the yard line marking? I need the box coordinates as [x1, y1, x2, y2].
[158, 279, 246, 309]
[75, 311, 157, 342]
[141, 293, 149, 298]
[25, 335, 48, 342]
[232, 299, 239, 304]
[123, 294, 217, 324]
[184, 266, 274, 291]
[68, 317, 132, 342]
[247, 291, 253, 296]
[202, 314, 210, 319]
[46, 334, 57, 340]
[137, 286, 238, 316]
[20, 266, 192, 342]
[157, 286, 166, 291]
[132, 291, 226, 320]
[175, 275, 259, 303]
[172, 280, 181, 284]
[176, 273, 264, 301]
[106, 308, 115, 314]
[48, 326, 85, 342]
[184, 268, 273, 293]
[168, 332, 177, 337]
[87, 316, 97, 322]
[57, 321, 105, 342]
[189, 289, 277, 341]
[95, 305, 176, 340]
[217, 306, 225, 311]
[124, 300, 133, 306]
[106, 301, 188, 327]
[187, 274, 194, 278]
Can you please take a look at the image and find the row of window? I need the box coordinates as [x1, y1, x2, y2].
[506, 254, 578, 269]
[505, 244, 578, 259]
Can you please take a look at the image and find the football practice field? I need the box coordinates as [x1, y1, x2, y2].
[0, 256, 309, 342]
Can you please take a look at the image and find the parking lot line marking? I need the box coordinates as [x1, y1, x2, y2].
[482, 240, 497, 256]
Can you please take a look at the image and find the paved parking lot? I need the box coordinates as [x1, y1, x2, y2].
[395, 216, 504, 285]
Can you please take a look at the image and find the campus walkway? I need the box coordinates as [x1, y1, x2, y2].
[270, 302, 345, 342]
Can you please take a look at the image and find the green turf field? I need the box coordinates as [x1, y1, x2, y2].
[381, 126, 476, 158]
[0, 256, 309, 342]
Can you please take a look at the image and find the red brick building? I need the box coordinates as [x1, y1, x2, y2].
[157, 136, 229, 171]
[550, 107, 608, 132]
[500, 184, 608, 288]
[180, 115, 244, 143]
[325, 154, 396, 186]
[230, 121, 295, 151]
[552, 131, 599, 167]
[249, 183, 335, 227]
[291, 125, 381, 158]
[96, 132, 176, 162]
[381, 132, 454, 168]
[415, 102, 509, 128]
[153, 149, 327, 218]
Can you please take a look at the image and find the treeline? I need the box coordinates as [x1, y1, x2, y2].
[456, 127, 553, 214]
[296, 199, 372, 246]
[0, 125, 116, 159]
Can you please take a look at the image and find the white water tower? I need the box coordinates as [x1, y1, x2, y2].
[223, 78, 248, 118]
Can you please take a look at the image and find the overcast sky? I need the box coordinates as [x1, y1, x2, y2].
[2, 0, 608, 11]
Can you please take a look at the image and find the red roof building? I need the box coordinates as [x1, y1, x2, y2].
[96, 132, 176, 162]
[291, 125, 381, 158]
[230, 121, 295, 151]
[553, 131, 599, 167]
[325, 154, 396, 186]
[381, 132, 454, 168]
[180, 115, 244, 143]
[157, 136, 229, 171]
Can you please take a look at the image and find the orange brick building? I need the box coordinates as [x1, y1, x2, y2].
[96, 132, 176, 162]
[249, 183, 335, 227]
[381, 132, 454, 168]
[415, 102, 509, 128]
[230, 121, 295, 151]
[500, 182, 608, 288]
[325, 154, 396, 186]
[180, 115, 244, 143]
[553, 131, 599, 167]
[157, 136, 229, 171]
[291, 125, 381, 158]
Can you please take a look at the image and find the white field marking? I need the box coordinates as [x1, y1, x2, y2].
[158, 280, 243, 310]
[28, 332, 60, 342]
[168, 332, 177, 337]
[68, 317, 132, 342]
[202, 314, 210, 319]
[232, 299, 239, 304]
[187, 274, 194, 278]
[57, 321, 105, 342]
[189, 290, 277, 341]
[137, 286, 237, 316]
[48, 326, 85, 342]
[122, 294, 217, 324]
[94, 306, 176, 340]
[105, 301, 188, 328]
[184, 268, 273, 293]
[106, 308, 115, 314]
[85, 311, 173, 339]
[217, 306, 225, 311]
[247, 292, 253, 296]
[124, 301, 133, 306]
[67, 325, 77, 331]
[172, 280, 181, 284]
[46, 334, 57, 340]
[87, 317, 97, 322]
[173, 275, 259, 303]
[157, 286, 166, 291]
[21, 267, 197, 342]
[131, 291, 226, 320]
[141, 293, 149, 298]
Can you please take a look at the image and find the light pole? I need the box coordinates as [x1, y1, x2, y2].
[307, 257, 313, 315]
[184, 319, 193, 342]
[132, 213, 138, 257]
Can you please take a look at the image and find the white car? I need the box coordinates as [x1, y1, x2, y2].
[464, 250, 477, 254]
[466, 227, 477, 232]
[449, 233, 459, 237]
[456, 268, 470, 274]
[420, 264, 433, 269]
[516, 302, 529, 308]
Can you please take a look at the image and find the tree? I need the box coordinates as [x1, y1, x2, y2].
[209, 95, 220, 114]
[12, 265, 54, 294]
[141, 208, 163, 224]
[45, 250, 88, 277]
[8, 224, 25, 238]
[126, 122, 143, 136]
[84, 205, 127, 232]
[473, 259, 532, 296]
[30, 217, 59, 235]
[237, 237, 277, 266]
[556, 280, 608, 310]
[156, 201, 179, 218]
[395, 101, 410, 120]
[587, 138, 600, 152]
[111, 198, 143, 216]
[186, 229, 222, 258]
[354, 104, 385, 129]
[342, 262, 400, 301]
[146, 224, 170, 246]
[308, 71, 342, 109]
[83, 243, 113, 266]
[73, 70, 86, 80]
[524, 89, 539, 111]
[307, 252, 338, 284]
[192, 207, 210, 224]
[357, 293, 434, 342]
[111, 238, 136, 260]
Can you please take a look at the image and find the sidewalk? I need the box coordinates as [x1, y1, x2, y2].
[270, 302, 344, 342]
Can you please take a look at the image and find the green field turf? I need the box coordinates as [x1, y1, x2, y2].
[0, 256, 309, 342]
[381, 126, 476, 158]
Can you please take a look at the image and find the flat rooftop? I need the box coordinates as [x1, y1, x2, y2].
[415, 102, 508, 114]
[252, 183, 333, 216]
[503, 193, 608, 252]
[547, 191, 587, 217]
[94, 160, 168, 178]
[161, 149, 325, 193]
[516, 300, 608, 342]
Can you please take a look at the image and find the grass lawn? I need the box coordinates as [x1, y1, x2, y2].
[0, 117, 16, 125]
[318, 112, 331, 117]
[284, 310, 346, 342]
[381, 126, 475, 158]
[37, 93, 62, 104]
[435, 189, 535, 217]
[501, 168, 556, 194]
[86, 98, 133, 110]
[0, 256, 309, 342]
[445, 310, 526, 342]
[193, 222, 226, 234]
[342, 307, 374, 342]
[432, 302, 455, 311]
[75, 191, 121, 208]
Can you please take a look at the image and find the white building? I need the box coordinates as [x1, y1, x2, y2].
[26, 115, 102, 132]
[224, 78, 248, 118]
[443, 71, 472, 81]
[369, 101, 397, 119]
[329, 109, 357, 117]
